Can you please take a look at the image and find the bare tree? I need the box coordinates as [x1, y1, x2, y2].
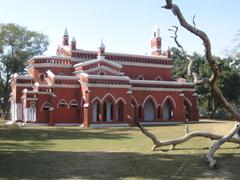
[136, 0, 240, 168]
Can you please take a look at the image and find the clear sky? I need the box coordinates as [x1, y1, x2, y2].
[0, 0, 239, 57]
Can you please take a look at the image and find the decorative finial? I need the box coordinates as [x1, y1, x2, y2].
[72, 36, 76, 42]
[64, 28, 68, 36]
[100, 39, 105, 49]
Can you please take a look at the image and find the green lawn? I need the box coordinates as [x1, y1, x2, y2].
[0, 120, 239, 180]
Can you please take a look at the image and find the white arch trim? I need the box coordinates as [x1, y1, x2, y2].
[57, 99, 68, 109]
[91, 97, 102, 104]
[101, 93, 117, 104]
[142, 95, 158, 109]
[137, 75, 144, 80]
[184, 96, 192, 107]
[41, 102, 51, 111]
[97, 70, 107, 75]
[155, 76, 162, 81]
[161, 95, 177, 108]
[68, 99, 80, 109]
[116, 97, 127, 105]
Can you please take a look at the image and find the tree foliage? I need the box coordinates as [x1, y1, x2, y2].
[0, 23, 49, 118]
[171, 47, 240, 118]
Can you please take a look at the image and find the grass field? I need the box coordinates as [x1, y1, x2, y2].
[0, 120, 239, 180]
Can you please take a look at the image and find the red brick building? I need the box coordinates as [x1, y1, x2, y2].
[10, 27, 199, 127]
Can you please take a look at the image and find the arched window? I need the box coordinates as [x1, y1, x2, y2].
[144, 99, 155, 121]
[163, 100, 173, 121]
[92, 101, 100, 122]
[69, 99, 79, 109]
[116, 100, 124, 121]
[29, 103, 36, 122]
[57, 99, 68, 109]
[103, 98, 113, 122]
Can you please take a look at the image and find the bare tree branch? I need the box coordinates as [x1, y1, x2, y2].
[135, 121, 240, 152]
[169, 26, 209, 85]
[163, 0, 240, 168]
[136, 0, 240, 169]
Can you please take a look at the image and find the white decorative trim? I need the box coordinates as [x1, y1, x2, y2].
[192, 93, 198, 96]
[162, 95, 177, 108]
[116, 97, 127, 105]
[52, 84, 80, 88]
[80, 73, 130, 81]
[41, 102, 51, 111]
[15, 75, 33, 80]
[46, 70, 55, 78]
[184, 96, 193, 107]
[91, 97, 102, 104]
[21, 97, 38, 101]
[97, 70, 107, 75]
[57, 99, 68, 109]
[115, 61, 172, 68]
[137, 75, 144, 80]
[76, 65, 124, 76]
[142, 95, 158, 108]
[74, 58, 123, 69]
[29, 55, 71, 62]
[131, 87, 196, 92]
[155, 76, 162, 81]
[130, 79, 194, 86]
[80, 81, 131, 89]
[102, 93, 117, 104]
[71, 49, 170, 60]
[68, 99, 80, 109]
[29, 63, 72, 68]
[179, 93, 184, 96]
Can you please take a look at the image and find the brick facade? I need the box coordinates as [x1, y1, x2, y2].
[10, 27, 199, 127]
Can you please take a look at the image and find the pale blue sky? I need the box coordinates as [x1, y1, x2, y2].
[0, 0, 239, 57]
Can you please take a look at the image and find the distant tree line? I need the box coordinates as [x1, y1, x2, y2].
[0, 23, 49, 119]
[171, 47, 240, 118]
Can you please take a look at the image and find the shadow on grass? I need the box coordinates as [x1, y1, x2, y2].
[0, 125, 133, 141]
[0, 151, 239, 179]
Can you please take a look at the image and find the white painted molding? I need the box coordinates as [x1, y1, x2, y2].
[137, 75, 144, 80]
[76, 65, 124, 76]
[115, 61, 172, 68]
[74, 58, 123, 69]
[57, 99, 68, 109]
[184, 96, 193, 107]
[130, 79, 194, 86]
[80, 73, 130, 81]
[79, 81, 131, 89]
[29, 63, 72, 68]
[142, 95, 158, 108]
[161, 95, 177, 109]
[131, 87, 196, 92]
